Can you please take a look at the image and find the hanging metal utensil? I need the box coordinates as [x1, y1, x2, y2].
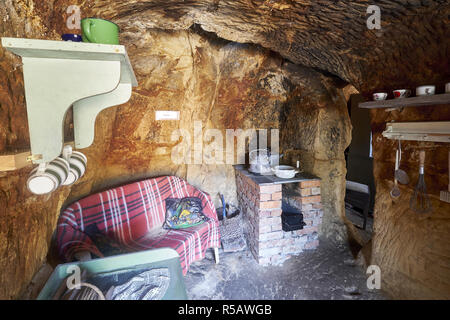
[395, 140, 410, 185]
[390, 149, 401, 198]
[410, 150, 432, 214]
[440, 149, 450, 203]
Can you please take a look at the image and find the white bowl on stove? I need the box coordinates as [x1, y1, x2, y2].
[271, 165, 299, 179]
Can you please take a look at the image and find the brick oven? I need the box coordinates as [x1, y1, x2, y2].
[235, 165, 323, 266]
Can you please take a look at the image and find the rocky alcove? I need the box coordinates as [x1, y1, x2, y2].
[0, 0, 449, 300]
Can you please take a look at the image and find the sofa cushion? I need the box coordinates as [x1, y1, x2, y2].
[163, 197, 208, 229]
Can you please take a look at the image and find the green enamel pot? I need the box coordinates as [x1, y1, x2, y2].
[81, 18, 119, 45]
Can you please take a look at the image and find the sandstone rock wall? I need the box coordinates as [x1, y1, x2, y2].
[0, 1, 350, 299]
[0, 30, 283, 298]
[280, 64, 352, 244]
[0, 0, 66, 300]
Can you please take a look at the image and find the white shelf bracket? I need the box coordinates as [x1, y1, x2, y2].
[1, 38, 138, 164]
[73, 83, 132, 149]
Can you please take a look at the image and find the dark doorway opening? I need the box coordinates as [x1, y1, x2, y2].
[345, 94, 376, 243]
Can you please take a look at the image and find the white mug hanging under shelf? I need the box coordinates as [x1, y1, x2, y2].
[27, 157, 70, 195]
[62, 145, 87, 186]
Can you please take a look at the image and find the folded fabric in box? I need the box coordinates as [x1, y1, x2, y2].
[164, 197, 208, 229]
[106, 268, 170, 300]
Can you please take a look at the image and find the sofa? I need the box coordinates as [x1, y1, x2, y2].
[55, 176, 221, 275]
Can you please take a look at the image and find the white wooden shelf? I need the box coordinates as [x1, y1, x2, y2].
[382, 121, 450, 143]
[359, 93, 450, 109]
[1, 37, 138, 164]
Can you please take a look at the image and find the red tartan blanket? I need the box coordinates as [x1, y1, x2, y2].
[55, 176, 220, 275]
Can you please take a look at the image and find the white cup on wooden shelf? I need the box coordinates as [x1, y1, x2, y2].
[416, 85, 435, 96]
[393, 89, 411, 99]
[373, 92, 388, 101]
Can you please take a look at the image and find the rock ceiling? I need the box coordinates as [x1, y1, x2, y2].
[80, 0, 450, 93]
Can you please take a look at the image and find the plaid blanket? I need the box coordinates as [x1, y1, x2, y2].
[55, 176, 220, 275]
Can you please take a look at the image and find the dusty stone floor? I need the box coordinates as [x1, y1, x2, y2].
[184, 239, 388, 300]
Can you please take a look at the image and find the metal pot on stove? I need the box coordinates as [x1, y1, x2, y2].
[249, 149, 271, 175]
[248, 149, 283, 175]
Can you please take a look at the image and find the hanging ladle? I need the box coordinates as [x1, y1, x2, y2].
[391, 149, 401, 198]
[395, 140, 410, 185]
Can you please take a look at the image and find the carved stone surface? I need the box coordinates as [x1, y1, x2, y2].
[77, 0, 449, 93]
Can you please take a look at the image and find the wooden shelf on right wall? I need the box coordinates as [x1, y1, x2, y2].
[359, 93, 450, 109]
[382, 121, 450, 143]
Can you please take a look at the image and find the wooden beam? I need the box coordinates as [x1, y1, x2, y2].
[0, 151, 33, 171]
[0, 141, 75, 172]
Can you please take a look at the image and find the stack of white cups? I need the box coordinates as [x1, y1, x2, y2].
[27, 146, 87, 195]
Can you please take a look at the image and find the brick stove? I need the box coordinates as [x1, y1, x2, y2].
[235, 165, 323, 266]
